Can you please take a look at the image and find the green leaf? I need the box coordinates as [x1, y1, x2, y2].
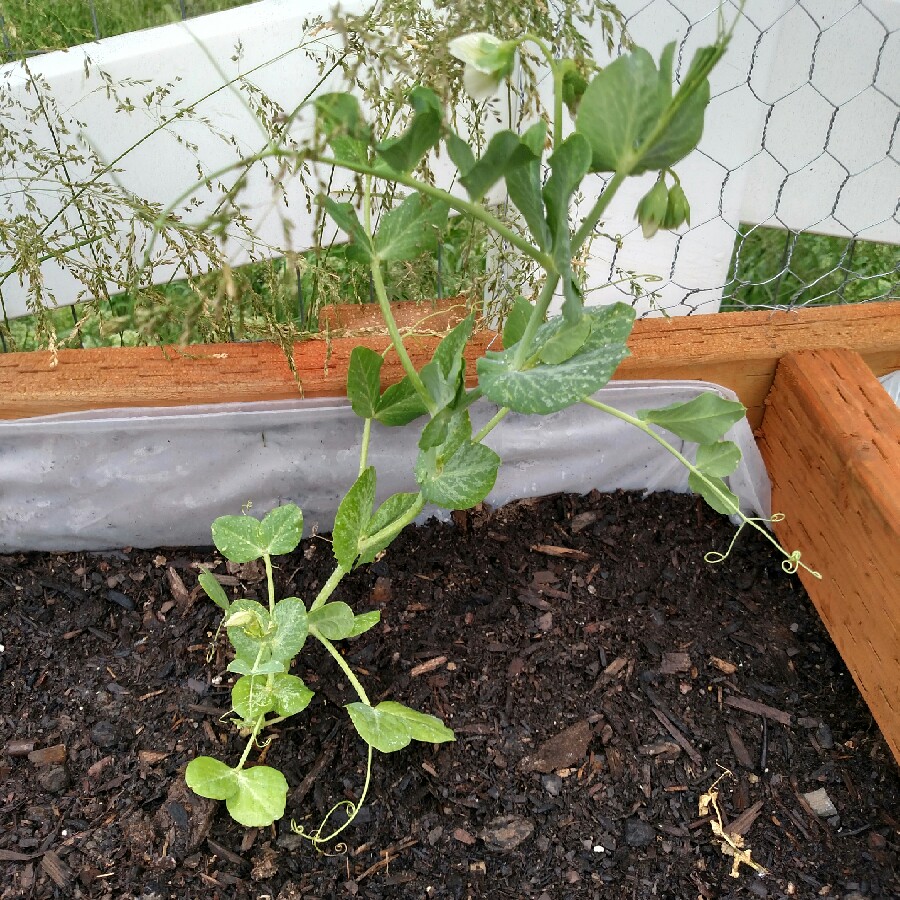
[314, 92, 370, 165]
[446, 130, 476, 176]
[419, 313, 474, 413]
[688, 472, 740, 516]
[543, 133, 592, 247]
[259, 504, 304, 556]
[309, 601, 356, 641]
[416, 437, 500, 510]
[501, 296, 534, 349]
[637, 393, 746, 444]
[358, 492, 420, 565]
[576, 47, 662, 173]
[539, 313, 592, 365]
[269, 597, 309, 663]
[211, 515, 265, 563]
[374, 376, 429, 426]
[227, 658, 286, 676]
[374, 701, 455, 744]
[346, 702, 412, 753]
[695, 441, 741, 478]
[478, 303, 635, 414]
[225, 766, 288, 828]
[347, 346, 383, 419]
[345, 701, 454, 753]
[198, 571, 230, 611]
[186, 756, 238, 801]
[505, 121, 550, 251]
[226, 599, 272, 662]
[575, 43, 712, 175]
[348, 610, 381, 638]
[460, 130, 537, 201]
[320, 196, 372, 261]
[232, 675, 276, 721]
[333, 467, 377, 569]
[270, 673, 314, 717]
[374, 193, 449, 263]
[374, 86, 442, 173]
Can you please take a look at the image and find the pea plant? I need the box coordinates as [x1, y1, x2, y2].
[185, 4, 817, 842]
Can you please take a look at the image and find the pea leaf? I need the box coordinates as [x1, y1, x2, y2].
[576, 47, 662, 173]
[347, 346, 383, 419]
[186, 756, 238, 801]
[695, 441, 741, 478]
[320, 196, 372, 262]
[314, 92, 370, 165]
[268, 597, 309, 664]
[477, 303, 635, 414]
[345, 701, 454, 753]
[225, 599, 272, 662]
[270, 673, 314, 717]
[348, 610, 381, 638]
[232, 675, 276, 721]
[333, 467, 377, 569]
[309, 601, 356, 641]
[460, 130, 538, 201]
[375, 376, 429, 426]
[259, 504, 304, 556]
[211, 515, 265, 563]
[374, 86, 442, 173]
[358, 492, 420, 564]
[505, 122, 550, 250]
[225, 766, 288, 827]
[198, 571, 230, 611]
[419, 313, 474, 414]
[539, 313, 592, 365]
[501, 296, 534, 349]
[636, 393, 746, 444]
[416, 437, 500, 510]
[688, 472, 741, 516]
[346, 702, 412, 753]
[375, 701, 455, 744]
[374, 193, 449, 263]
[227, 658, 286, 676]
[446, 130, 476, 176]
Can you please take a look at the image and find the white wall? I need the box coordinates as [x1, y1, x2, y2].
[1, 0, 898, 320]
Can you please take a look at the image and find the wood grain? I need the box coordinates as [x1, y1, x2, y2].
[757, 348, 900, 763]
[2, 301, 898, 424]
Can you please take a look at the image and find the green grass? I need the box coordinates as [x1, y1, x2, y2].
[722, 225, 899, 310]
[0, 0, 254, 56]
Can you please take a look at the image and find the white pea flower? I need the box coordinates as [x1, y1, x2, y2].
[448, 32, 517, 101]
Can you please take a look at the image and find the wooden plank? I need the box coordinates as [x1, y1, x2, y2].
[757, 348, 900, 763]
[1, 301, 898, 422]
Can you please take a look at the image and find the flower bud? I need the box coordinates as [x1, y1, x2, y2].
[663, 181, 691, 230]
[448, 32, 517, 101]
[635, 177, 669, 239]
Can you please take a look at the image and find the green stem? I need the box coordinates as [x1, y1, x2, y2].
[359, 417, 372, 473]
[263, 553, 275, 615]
[510, 271, 560, 368]
[370, 255, 435, 413]
[314, 632, 370, 705]
[583, 397, 820, 577]
[473, 407, 510, 443]
[236, 715, 265, 770]
[310, 564, 348, 613]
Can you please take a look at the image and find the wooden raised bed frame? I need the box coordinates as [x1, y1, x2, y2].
[2, 300, 899, 762]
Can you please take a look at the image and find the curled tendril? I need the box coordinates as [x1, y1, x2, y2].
[704, 512, 821, 580]
[292, 800, 360, 853]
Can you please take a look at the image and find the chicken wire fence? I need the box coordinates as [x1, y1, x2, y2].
[0, 0, 898, 346]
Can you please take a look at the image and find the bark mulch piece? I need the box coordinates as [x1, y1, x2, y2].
[1, 490, 897, 899]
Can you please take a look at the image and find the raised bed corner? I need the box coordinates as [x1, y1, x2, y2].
[758, 347, 900, 763]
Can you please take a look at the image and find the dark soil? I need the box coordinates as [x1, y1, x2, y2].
[1, 490, 897, 900]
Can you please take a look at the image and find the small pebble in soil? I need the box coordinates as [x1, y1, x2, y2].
[624, 817, 655, 848]
[90, 720, 119, 748]
[541, 773, 563, 796]
[817, 721, 835, 749]
[37, 765, 70, 794]
[478, 814, 535, 851]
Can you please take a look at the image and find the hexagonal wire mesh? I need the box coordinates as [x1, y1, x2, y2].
[616, 0, 899, 313]
[0, 0, 897, 336]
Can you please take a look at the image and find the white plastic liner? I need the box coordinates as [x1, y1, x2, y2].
[0, 381, 769, 552]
